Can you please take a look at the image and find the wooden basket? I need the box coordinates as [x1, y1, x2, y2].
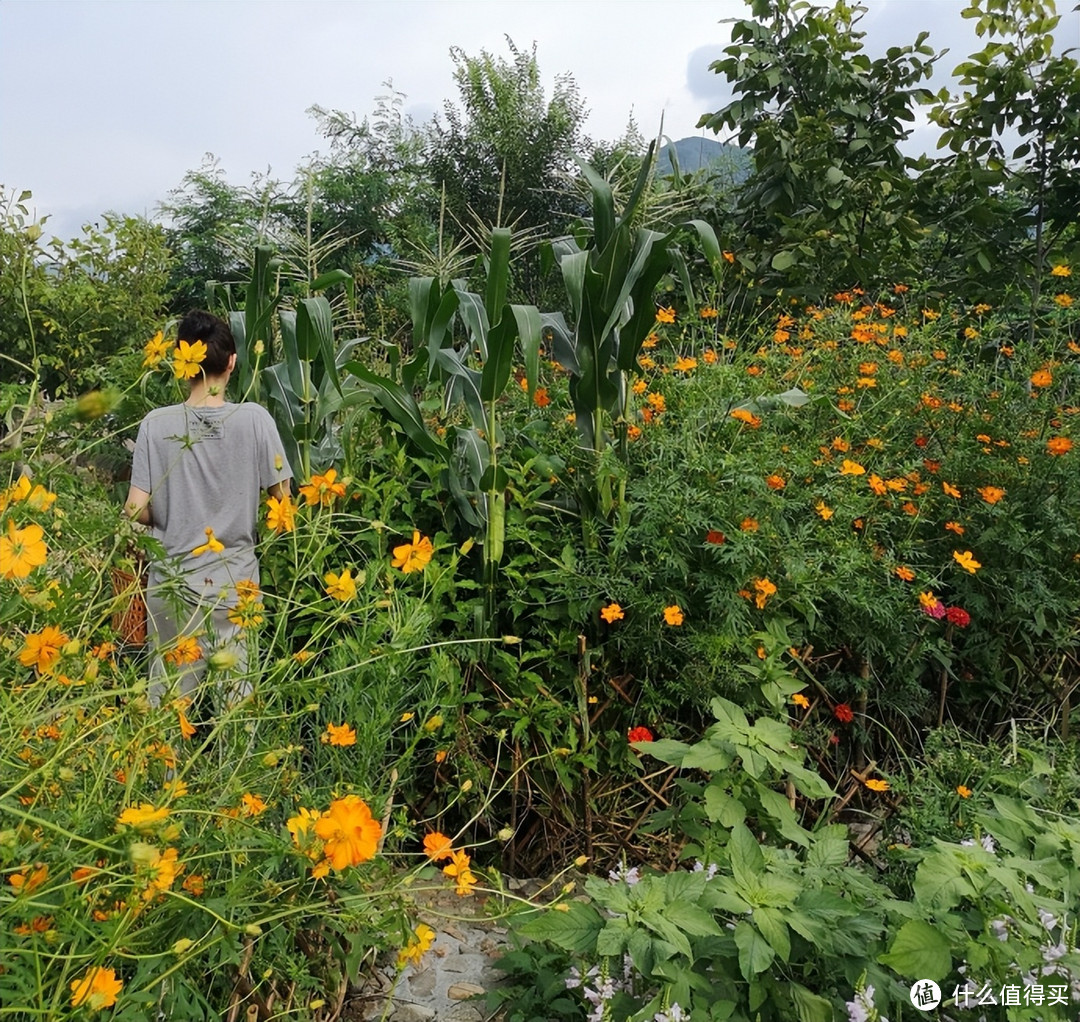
[110, 566, 148, 647]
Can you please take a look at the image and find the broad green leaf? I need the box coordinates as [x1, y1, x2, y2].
[791, 983, 835, 1022]
[518, 901, 603, 953]
[596, 917, 634, 957]
[662, 901, 723, 938]
[704, 786, 747, 827]
[734, 920, 774, 981]
[484, 227, 512, 327]
[752, 906, 791, 961]
[344, 361, 448, 462]
[729, 824, 765, 889]
[913, 846, 977, 910]
[878, 919, 952, 980]
[771, 249, 797, 271]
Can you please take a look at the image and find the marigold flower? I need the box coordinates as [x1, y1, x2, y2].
[266, 494, 296, 533]
[392, 530, 434, 573]
[977, 485, 1006, 504]
[423, 831, 455, 861]
[142, 330, 173, 367]
[730, 408, 761, 428]
[1031, 369, 1053, 388]
[70, 966, 123, 1009]
[956, 785, 973, 798]
[655, 306, 676, 324]
[0, 520, 48, 580]
[322, 722, 357, 747]
[17, 625, 68, 673]
[765, 474, 785, 490]
[299, 468, 347, 507]
[1054, 293, 1074, 308]
[117, 803, 171, 831]
[864, 778, 890, 792]
[646, 392, 666, 413]
[600, 602, 624, 623]
[833, 703, 854, 724]
[191, 527, 224, 557]
[172, 339, 207, 380]
[324, 568, 358, 602]
[627, 725, 654, 743]
[165, 635, 202, 667]
[952, 550, 981, 573]
[314, 795, 382, 870]
[753, 578, 777, 609]
[740, 517, 759, 532]
[533, 387, 551, 407]
[1047, 436, 1073, 456]
[442, 848, 477, 896]
[663, 605, 684, 626]
[894, 566, 915, 582]
[705, 530, 726, 545]
[631, 378, 647, 395]
[398, 922, 437, 968]
[792, 693, 810, 709]
[1051, 264, 1071, 277]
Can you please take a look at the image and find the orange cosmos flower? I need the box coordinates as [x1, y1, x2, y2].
[700, 306, 719, 319]
[978, 486, 1006, 504]
[655, 307, 676, 324]
[766, 474, 786, 490]
[895, 566, 915, 582]
[956, 785, 972, 798]
[600, 602, 624, 623]
[663, 605, 684, 626]
[945, 521, 965, 535]
[164, 635, 202, 667]
[792, 693, 810, 709]
[1031, 369, 1053, 387]
[730, 408, 762, 428]
[266, 494, 296, 533]
[1055, 293, 1074, 308]
[533, 387, 551, 407]
[1050, 264, 1071, 277]
[299, 468, 347, 507]
[867, 474, 888, 496]
[442, 848, 478, 896]
[942, 481, 961, 498]
[70, 966, 123, 1010]
[740, 517, 759, 531]
[865, 778, 890, 792]
[753, 578, 777, 609]
[322, 722, 358, 747]
[178, 709, 196, 740]
[392, 530, 434, 573]
[1047, 436, 1073, 456]
[839, 459, 866, 476]
[423, 831, 455, 861]
[815, 501, 834, 520]
[314, 795, 381, 870]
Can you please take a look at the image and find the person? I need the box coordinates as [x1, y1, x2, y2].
[124, 310, 292, 706]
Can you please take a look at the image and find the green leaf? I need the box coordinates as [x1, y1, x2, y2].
[518, 901, 603, 953]
[729, 824, 765, 889]
[734, 920, 774, 981]
[704, 786, 747, 827]
[663, 901, 723, 938]
[485, 227, 512, 327]
[753, 906, 791, 961]
[344, 361, 449, 462]
[771, 249, 797, 271]
[791, 983, 835, 1022]
[878, 919, 952, 980]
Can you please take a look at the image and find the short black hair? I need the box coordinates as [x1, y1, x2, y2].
[177, 310, 235, 377]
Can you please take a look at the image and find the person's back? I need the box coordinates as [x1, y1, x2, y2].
[125, 310, 292, 705]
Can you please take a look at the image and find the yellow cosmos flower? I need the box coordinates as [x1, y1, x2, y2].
[442, 848, 478, 896]
[17, 625, 69, 673]
[70, 966, 123, 1010]
[241, 793, 268, 817]
[942, 481, 961, 499]
[1050, 264, 1071, 277]
[142, 330, 173, 367]
[322, 722, 357, 747]
[792, 693, 810, 709]
[172, 339, 208, 380]
[164, 635, 202, 667]
[655, 306, 676, 324]
[398, 923, 437, 968]
[865, 778, 890, 792]
[673, 355, 698, 372]
[392, 530, 434, 573]
[117, 803, 171, 831]
[141, 846, 181, 901]
[324, 568, 358, 602]
[286, 807, 325, 847]
[952, 550, 982, 573]
[839, 459, 865, 476]
[266, 494, 296, 534]
[956, 785, 972, 798]
[815, 501, 834, 520]
[663, 604, 684, 626]
[753, 578, 777, 609]
[191, 527, 224, 556]
[0, 520, 48, 579]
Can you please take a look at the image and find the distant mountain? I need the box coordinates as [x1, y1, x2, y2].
[657, 137, 752, 183]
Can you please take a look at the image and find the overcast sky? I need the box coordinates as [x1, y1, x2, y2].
[2, 0, 1078, 242]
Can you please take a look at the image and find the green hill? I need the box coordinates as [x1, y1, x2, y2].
[657, 136, 752, 182]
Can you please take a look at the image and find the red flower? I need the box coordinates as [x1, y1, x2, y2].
[627, 726, 654, 743]
[833, 703, 854, 724]
[705, 530, 726, 545]
[945, 606, 971, 627]
[828, 733, 840, 746]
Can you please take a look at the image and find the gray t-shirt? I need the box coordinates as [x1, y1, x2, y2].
[131, 402, 291, 604]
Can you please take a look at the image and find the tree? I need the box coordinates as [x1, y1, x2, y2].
[699, 0, 942, 293]
[427, 38, 587, 301]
